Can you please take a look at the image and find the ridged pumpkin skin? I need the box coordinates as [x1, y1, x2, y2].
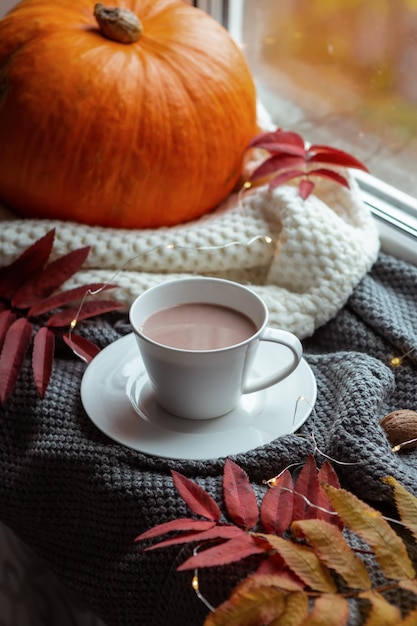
[0, 0, 257, 228]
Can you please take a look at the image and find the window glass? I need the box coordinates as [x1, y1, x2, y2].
[234, 0, 417, 201]
[0, 0, 15, 15]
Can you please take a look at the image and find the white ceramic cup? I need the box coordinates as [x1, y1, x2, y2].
[129, 277, 303, 420]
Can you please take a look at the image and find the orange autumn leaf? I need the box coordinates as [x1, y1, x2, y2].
[323, 484, 416, 582]
[271, 590, 309, 626]
[360, 590, 402, 625]
[383, 476, 417, 542]
[398, 607, 417, 625]
[399, 578, 417, 596]
[291, 518, 371, 590]
[301, 593, 350, 626]
[256, 534, 337, 593]
[203, 575, 290, 626]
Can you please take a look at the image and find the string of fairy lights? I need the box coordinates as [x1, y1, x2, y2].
[67, 232, 274, 361]
[68, 179, 271, 356]
[62, 181, 417, 612]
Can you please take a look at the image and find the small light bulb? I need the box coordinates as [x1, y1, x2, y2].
[390, 356, 402, 368]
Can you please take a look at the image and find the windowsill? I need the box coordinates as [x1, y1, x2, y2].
[355, 171, 417, 266]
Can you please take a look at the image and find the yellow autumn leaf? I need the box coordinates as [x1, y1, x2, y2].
[383, 476, 417, 542]
[398, 606, 417, 625]
[203, 582, 287, 626]
[296, 593, 349, 625]
[292, 518, 372, 590]
[360, 590, 402, 625]
[399, 578, 417, 595]
[269, 591, 309, 626]
[257, 534, 337, 593]
[323, 484, 415, 581]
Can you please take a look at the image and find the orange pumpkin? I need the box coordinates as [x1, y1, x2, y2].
[0, 0, 257, 229]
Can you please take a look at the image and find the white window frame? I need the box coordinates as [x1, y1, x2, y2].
[196, 0, 417, 266]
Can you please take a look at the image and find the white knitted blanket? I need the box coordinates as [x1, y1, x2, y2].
[0, 170, 379, 339]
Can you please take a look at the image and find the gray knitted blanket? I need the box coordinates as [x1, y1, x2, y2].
[0, 251, 416, 625]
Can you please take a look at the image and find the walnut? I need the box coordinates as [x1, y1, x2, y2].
[380, 410, 417, 452]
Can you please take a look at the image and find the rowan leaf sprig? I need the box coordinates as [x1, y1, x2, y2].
[0, 229, 123, 402]
[135, 455, 417, 625]
[247, 129, 369, 199]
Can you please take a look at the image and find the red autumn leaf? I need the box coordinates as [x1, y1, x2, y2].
[134, 518, 216, 543]
[171, 470, 221, 522]
[256, 143, 306, 157]
[223, 458, 259, 529]
[0, 229, 55, 299]
[269, 169, 306, 191]
[292, 455, 321, 522]
[250, 154, 305, 182]
[255, 553, 287, 576]
[0, 318, 33, 403]
[260, 470, 294, 535]
[299, 178, 315, 200]
[308, 168, 350, 189]
[47, 300, 124, 327]
[318, 461, 341, 491]
[62, 333, 101, 363]
[12, 245, 91, 309]
[32, 327, 55, 398]
[0, 231, 124, 401]
[0, 310, 17, 351]
[317, 461, 343, 529]
[245, 129, 369, 200]
[249, 129, 305, 151]
[177, 534, 268, 571]
[28, 283, 118, 317]
[308, 145, 369, 172]
[143, 524, 246, 552]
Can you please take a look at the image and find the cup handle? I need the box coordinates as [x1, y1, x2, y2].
[242, 328, 303, 394]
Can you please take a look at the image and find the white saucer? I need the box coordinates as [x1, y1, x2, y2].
[80, 333, 317, 460]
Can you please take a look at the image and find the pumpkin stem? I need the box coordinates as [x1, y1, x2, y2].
[94, 3, 143, 44]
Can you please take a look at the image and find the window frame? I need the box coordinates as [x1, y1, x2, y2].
[196, 0, 417, 265]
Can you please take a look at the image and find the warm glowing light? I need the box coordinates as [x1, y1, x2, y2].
[390, 356, 402, 368]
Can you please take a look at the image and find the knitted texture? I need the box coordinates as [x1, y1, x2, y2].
[0, 172, 378, 339]
[0, 252, 416, 625]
